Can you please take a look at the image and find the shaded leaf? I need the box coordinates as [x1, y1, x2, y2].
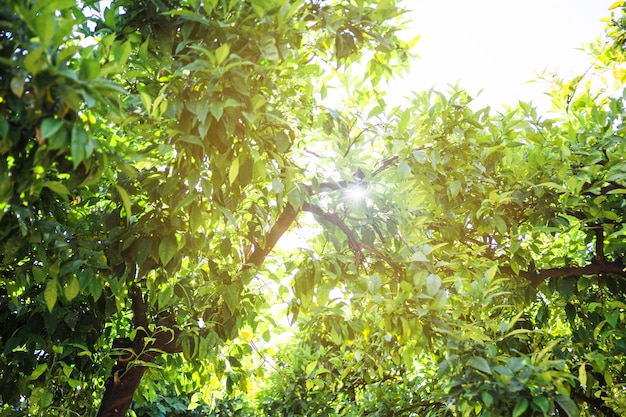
[159, 235, 177, 266]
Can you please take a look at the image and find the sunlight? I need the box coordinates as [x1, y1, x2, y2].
[346, 184, 368, 203]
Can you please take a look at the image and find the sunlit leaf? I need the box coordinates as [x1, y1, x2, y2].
[158, 235, 177, 266]
[44, 279, 58, 312]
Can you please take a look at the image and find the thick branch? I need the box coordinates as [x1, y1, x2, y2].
[98, 287, 181, 417]
[97, 363, 147, 417]
[247, 203, 299, 267]
[571, 391, 618, 417]
[506, 260, 626, 287]
[593, 225, 605, 264]
[130, 284, 149, 329]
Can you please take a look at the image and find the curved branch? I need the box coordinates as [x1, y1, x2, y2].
[582, 181, 625, 196]
[505, 260, 626, 287]
[571, 391, 618, 417]
[302, 202, 402, 274]
[246, 203, 299, 267]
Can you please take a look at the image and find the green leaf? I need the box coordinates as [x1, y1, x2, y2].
[190, 204, 202, 230]
[40, 118, 64, 140]
[229, 156, 240, 185]
[42, 181, 71, 200]
[30, 387, 53, 408]
[555, 395, 579, 417]
[481, 391, 494, 407]
[44, 279, 58, 312]
[305, 360, 318, 377]
[71, 124, 89, 168]
[112, 40, 132, 65]
[468, 356, 491, 374]
[579, 363, 587, 387]
[336, 30, 356, 61]
[10, 76, 25, 97]
[532, 396, 549, 413]
[209, 101, 224, 120]
[484, 265, 498, 282]
[368, 274, 382, 294]
[28, 363, 48, 380]
[65, 276, 80, 301]
[605, 310, 619, 328]
[113, 184, 133, 224]
[448, 179, 462, 198]
[33, 12, 55, 46]
[426, 274, 441, 296]
[215, 43, 230, 65]
[158, 235, 177, 266]
[512, 398, 528, 417]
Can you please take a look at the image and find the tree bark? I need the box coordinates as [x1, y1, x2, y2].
[97, 363, 148, 417]
[96, 202, 304, 416]
[96, 286, 182, 417]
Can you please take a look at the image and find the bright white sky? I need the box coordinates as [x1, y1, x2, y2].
[392, 0, 617, 111]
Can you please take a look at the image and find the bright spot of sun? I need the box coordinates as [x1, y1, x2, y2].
[347, 185, 367, 203]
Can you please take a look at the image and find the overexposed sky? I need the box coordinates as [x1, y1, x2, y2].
[394, 0, 617, 110]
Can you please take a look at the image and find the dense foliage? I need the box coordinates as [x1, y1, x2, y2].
[3, 0, 626, 416]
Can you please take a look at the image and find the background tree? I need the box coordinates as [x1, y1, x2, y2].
[0, 0, 411, 415]
[4, 1, 626, 417]
[244, 5, 626, 416]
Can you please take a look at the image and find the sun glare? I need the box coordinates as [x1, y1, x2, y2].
[346, 184, 368, 203]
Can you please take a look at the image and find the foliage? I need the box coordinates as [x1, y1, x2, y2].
[4, 0, 626, 416]
[0, 0, 411, 415]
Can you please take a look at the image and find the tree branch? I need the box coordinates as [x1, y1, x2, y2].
[504, 260, 626, 287]
[571, 391, 618, 417]
[130, 284, 149, 329]
[302, 202, 402, 274]
[593, 224, 605, 264]
[582, 181, 625, 196]
[302, 202, 362, 263]
[246, 203, 299, 267]
[98, 286, 182, 417]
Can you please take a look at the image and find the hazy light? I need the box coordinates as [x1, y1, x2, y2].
[346, 185, 368, 203]
[393, 0, 615, 111]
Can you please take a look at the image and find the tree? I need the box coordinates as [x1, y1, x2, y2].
[4, 1, 626, 416]
[252, 5, 626, 415]
[0, 0, 412, 415]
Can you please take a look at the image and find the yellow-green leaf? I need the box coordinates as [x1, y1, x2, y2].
[114, 184, 132, 223]
[28, 363, 48, 380]
[44, 279, 58, 312]
[579, 363, 587, 387]
[65, 276, 80, 301]
[229, 156, 240, 185]
[43, 181, 70, 199]
[215, 43, 230, 65]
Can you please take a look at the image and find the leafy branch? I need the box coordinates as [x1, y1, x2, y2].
[302, 202, 402, 275]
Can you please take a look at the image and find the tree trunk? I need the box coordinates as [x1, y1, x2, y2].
[96, 286, 182, 416]
[96, 362, 148, 417]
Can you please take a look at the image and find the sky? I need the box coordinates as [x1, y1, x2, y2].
[391, 0, 618, 111]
